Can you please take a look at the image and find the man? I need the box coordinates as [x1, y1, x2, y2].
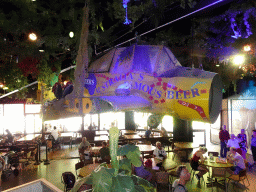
[153, 141, 167, 169]
[51, 126, 60, 141]
[227, 147, 246, 175]
[145, 127, 152, 139]
[172, 165, 190, 192]
[227, 134, 242, 156]
[79, 137, 91, 162]
[99, 141, 110, 163]
[219, 125, 230, 158]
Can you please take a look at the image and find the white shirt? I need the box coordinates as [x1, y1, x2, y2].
[234, 152, 246, 169]
[153, 148, 166, 160]
[51, 129, 59, 141]
[227, 139, 240, 149]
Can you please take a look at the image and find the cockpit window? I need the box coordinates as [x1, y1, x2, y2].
[88, 49, 116, 73]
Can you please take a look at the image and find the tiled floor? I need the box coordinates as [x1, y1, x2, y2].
[2, 140, 256, 191]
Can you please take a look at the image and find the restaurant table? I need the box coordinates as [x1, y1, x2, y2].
[95, 131, 108, 136]
[94, 135, 109, 142]
[79, 163, 112, 177]
[121, 130, 137, 135]
[202, 157, 233, 191]
[59, 133, 76, 137]
[173, 142, 199, 162]
[136, 144, 155, 160]
[123, 135, 141, 140]
[17, 134, 41, 142]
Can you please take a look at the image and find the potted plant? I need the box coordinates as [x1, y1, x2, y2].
[71, 126, 156, 192]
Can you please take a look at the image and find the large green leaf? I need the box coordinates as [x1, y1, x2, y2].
[92, 166, 115, 192]
[119, 158, 132, 176]
[111, 174, 136, 192]
[71, 174, 93, 192]
[131, 175, 156, 192]
[117, 144, 142, 167]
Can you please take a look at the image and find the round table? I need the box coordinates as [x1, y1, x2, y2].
[136, 145, 155, 158]
[202, 157, 233, 190]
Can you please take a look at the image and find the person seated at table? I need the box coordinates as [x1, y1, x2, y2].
[51, 126, 60, 142]
[226, 147, 246, 175]
[145, 127, 152, 139]
[83, 146, 93, 164]
[5, 129, 13, 143]
[153, 141, 167, 169]
[134, 157, 152, 182]
[227, 134, 242, 156]
[172, 165, 190, 192]
[0, 155, 5, 188]
[79, 137, 91, 163]
[99, 141, 110, 163]
[160, 127, 168, 137]
[190, 147, 209, 181]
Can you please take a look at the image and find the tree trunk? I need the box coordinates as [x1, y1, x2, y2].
[74, 3, 89, 99]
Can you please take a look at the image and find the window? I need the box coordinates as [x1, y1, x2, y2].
[88, 49, 115, 73]
[161, 115, 173, 132]
[4, 104, 25, 134]
[100, 112, 125, 130]
[134, 112, 152, 130]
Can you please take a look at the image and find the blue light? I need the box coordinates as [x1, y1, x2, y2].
[123, 0, 132, 25]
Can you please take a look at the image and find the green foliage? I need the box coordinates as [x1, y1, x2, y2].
[109, 127, 120, 176]
[71, 127, 155, 192]
[111, 174, 136, 192]
[118, 144, 142, 167]
[119, 158, 132, 176]
[0, 58, 28, 98]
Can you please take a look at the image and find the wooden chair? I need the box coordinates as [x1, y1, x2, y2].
[210, 167, 227, 191]
[155, 171, 171, 191]
[75, 161, 85, 179]
[61, 136, 72, 149]
[227, 169, 250, 191]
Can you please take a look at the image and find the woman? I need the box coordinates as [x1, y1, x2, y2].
[237, 129, 247, 160]
[251, 130, 256, 165]
[190, 147, 209, 181]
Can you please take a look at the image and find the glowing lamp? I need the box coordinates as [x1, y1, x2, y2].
[244, 45, 251, 52]
[29, 33, 37, 41]
[3, 87, 8, 90]
[233, 55, 244, 65]
[0, 83, 3, 88]
[69, 31, 74, 38]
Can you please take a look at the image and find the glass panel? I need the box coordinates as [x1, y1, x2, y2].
[161, 115, 173, 132]
[61, 117, 82, 132]
[4, 104, 24, 134]
[88, 49, 115, 73]
[91, 114, 98, 129]
[25, 114, 35, 134]
[84, 114, 91, 130]
[100, 112, 125, 130]
[25, 104, 41, 113]
[35, 114, 42, 133]
[134, 112, 151, 130]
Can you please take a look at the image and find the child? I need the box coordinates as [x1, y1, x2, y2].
[83, 146, 93, 164]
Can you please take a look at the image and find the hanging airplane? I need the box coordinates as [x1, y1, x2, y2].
[43, 44, 223, 126]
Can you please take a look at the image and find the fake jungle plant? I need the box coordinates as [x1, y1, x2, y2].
[71, 127, 156, 192]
